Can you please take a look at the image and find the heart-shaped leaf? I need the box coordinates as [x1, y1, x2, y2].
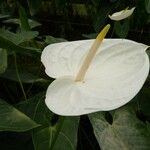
[0, 98, 40, 132]
[89, 105, 150, 150]
[17, 93, 79, 150]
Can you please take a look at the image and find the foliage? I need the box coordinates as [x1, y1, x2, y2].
[0, 98, 39, 132]
[0, 0, 149, 150]
[89, 104, 150, 150]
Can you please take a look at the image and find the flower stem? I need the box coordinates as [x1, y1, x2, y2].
[75, 24, 110, 82]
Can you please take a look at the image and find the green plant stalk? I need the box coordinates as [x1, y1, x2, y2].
[14, 53, 27, 101]
[18, 3, 31, 31]
[50, 116, 65, 150]
[18, 2, 39, 48]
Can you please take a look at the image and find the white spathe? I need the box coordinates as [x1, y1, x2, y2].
[109, 7, 135, 21]
[41, 39, 149, 116]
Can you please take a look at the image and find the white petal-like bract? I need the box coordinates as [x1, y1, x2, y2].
[41, 39, 149, 116]
[109, 7, 135, 21]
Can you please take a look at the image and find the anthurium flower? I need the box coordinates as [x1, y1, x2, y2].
[41, 25, 149, 116]
[109, 7, 135, 21]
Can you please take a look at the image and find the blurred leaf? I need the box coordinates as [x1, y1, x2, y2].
[0, 49, 7, 74]
[145, 0, 150, 13]
[0, 29, 38, 45]
[28, 0, 42, 16]
[82, 33, 97, 39]
[3, 19, 41, 29]
[0, 69, 47, 83]
[45, 36, 67, 44]
[114, 20, 130, 38]
[0, 14, 9, 19]
[18, 4, 31, 31]
[28, 19, 41, 28]
[0, 98, 40, 132]
[89, 105, 150, 150]
[16, 93, 79, 150]
[72, 4, 88, 16]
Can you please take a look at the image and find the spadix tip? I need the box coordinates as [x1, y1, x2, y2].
[96, 24, 111, 41]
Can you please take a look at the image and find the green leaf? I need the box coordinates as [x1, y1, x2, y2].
[32, 117, 79, 150]
[16, 93, 79, 150]
[0, 49, 7, 74]
[18, 4, 31, 31]
[3, 18, 41, 29]
[0, 29, 38, 45]
[15, 31, 39, 44]
[0, 69, 47, 83]
[114, 20, 130, 38]
[145, 0, 150, 13]
[16, 93, 49, 121]
[0, 29, 18, 45]
[89, 105, 150, 150]
[0, 30, 41, 56]
[45, 36, 67, 44]
[0, 98, 40, 132]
